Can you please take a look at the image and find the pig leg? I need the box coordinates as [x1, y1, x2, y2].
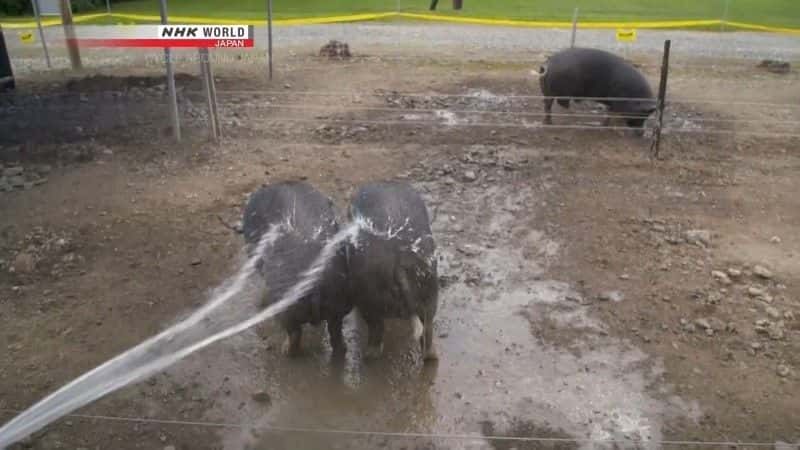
[543, 98, 554, 125]
[364, 317, 385, 360]
[421, 314, 438, 362]
[282, 323, 302, 357]
[328, 314, 346, 357]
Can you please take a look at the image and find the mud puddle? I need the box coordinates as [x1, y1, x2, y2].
[148, 146, 699, 450]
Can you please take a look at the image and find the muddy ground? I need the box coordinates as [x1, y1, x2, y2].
[1, 44, 799, 450]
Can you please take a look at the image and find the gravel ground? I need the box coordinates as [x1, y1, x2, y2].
[4, 22, 800, 74]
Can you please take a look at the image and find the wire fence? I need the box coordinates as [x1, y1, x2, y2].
[0, 408, 785, 448]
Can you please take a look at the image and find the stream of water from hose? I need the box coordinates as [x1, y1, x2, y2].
[0, 221, 363, 448]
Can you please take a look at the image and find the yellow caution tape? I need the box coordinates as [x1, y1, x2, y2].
[0, 13, 106, 29]
[398, 12, 720, 29]
[2, 11, 798, 35]
[108, 11, 396, 25]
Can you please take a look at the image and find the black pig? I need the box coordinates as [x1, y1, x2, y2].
[242, 181, 351, 357]
[346, 181, 439, 362]
[534, 47, 657, 131]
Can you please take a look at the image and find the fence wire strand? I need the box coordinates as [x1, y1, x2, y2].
[0, 408, 781, 447]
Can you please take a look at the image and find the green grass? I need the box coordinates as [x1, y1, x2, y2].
[3, 0, 799, 29]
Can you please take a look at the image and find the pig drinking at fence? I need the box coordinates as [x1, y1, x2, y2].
[347, 181, 439, 362]
[534, 47, 657, 132]
[242, 181, 351, 357]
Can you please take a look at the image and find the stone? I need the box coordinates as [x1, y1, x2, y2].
[598, 291, 624, 302]
[13, 252, 36, 273]
[164, 446, 177, 450]
[758, 59, 791, 74]
[765, 307, 781, 320]
[2, 166, 22, 177]
[695, 318, 712, 330]
[768, 324, 785, 341]
[727, 268, 742, 279]
[711, 270, 731, 284]
[9, 176, 24, 188]
[252, 391, 271, 403]
[776, 365, 791, 378]
[753, 265, 773, 280]
[684, 229, 711, 247]
[463, 170, 477, 182]
[748, 286, 766, 297]
[457, 244, 481, 256]
[770, 236, 782, 244]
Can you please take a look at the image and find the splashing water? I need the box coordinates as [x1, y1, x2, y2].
[0, 221, 363, 448]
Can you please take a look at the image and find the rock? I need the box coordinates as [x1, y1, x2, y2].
[770, 236, 782, 244]
[457, 244, 481, 256]
[708, 317, 726, 331]
[785, 310, 796, 321]
[190, 259, 202, 266]
[9, 176, 24, 188]
[753, 265, 773, 280]
[13, 252, 36, 273]
[750, 342, 763, 350]
[711, 270, 731, 284]
[684, 229, 711, 247]
[2, 166, 23, 177]
[598, 291, 624, 302]
[776, 365, 791, 378]
[695, 318, 712, 330]
[758, 59, 791, 74]
[463, 170, 477, 182]
[765, 307, 781, 320]
[748, 286, 766, 297]
[164, 446, 177, 450]
[727, 268, 742, 279]
[252, 391, 271, 403]
[319, 40, 352, 59]
[768, 324, 785, 341]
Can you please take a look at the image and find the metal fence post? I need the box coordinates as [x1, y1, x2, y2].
[31, 0, 51, 68]
[198, 48, 219, 142]
[59, 0, 82, 70]
[267, 0, 273, 80]
[651, 40, 671, 159]
[570, 7, 579, 48]
[159, 0, 181, 141]
[721, 0, 731, 31]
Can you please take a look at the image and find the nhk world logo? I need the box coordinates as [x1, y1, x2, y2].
[71, 25, 255, 48]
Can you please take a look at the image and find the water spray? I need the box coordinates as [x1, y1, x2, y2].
[0, 222, 362, 448]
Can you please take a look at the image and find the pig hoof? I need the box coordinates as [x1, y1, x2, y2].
[364, 344, 383, 360]
[423, 345, 438, 362]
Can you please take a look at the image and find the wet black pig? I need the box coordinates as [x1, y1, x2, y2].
[534, 47, 657, 131]
[346, 181, 439, 362]
[242, 181, 351, 357]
